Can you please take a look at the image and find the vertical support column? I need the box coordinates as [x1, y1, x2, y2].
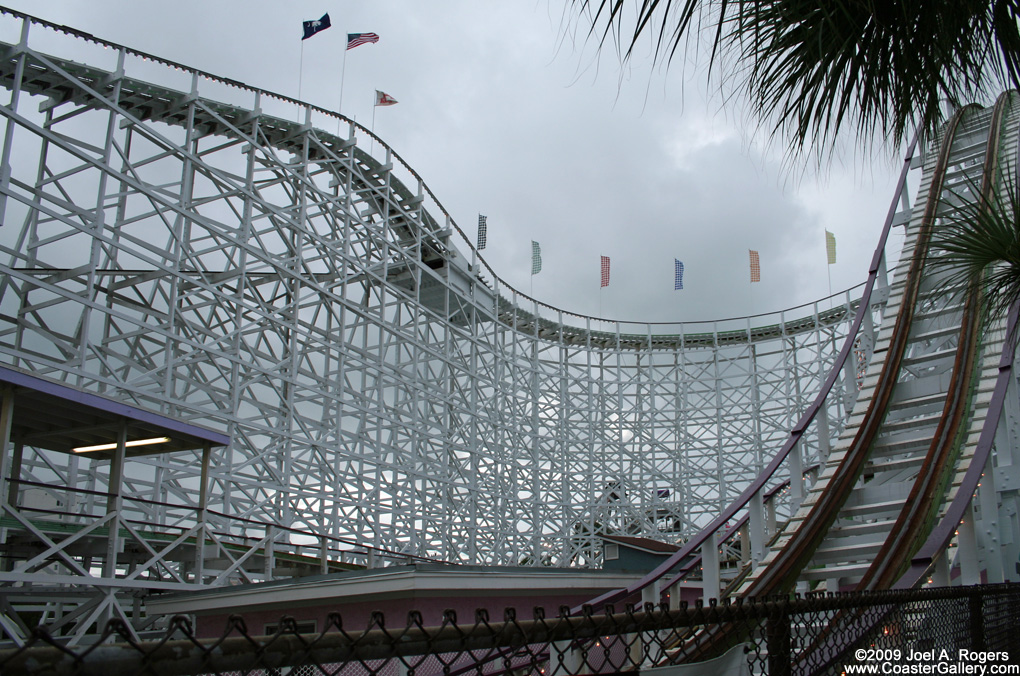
[466, 260, 481, 564]
[530, 301, 542, 565]
[701, 538, 720, 603]
[712, 343, 727, 514]
[320, 535, 330, 575]
[79, 49, 125, 372]
[103, 423, 127, 580]
[264, 525, 276, 580]
[6, 443, 22, 509]
[0, 386, 15, 571]
[668, 577, 683, 611]
[0, 19, 29, 224]
[641, 581, 662, 666]
[749, 488, 765, 565]
[193, 443, 211, 584]
[816, 404, 832, 465]
[99, 423, 127, 629]
[749, 342, 764, 476]
[225, 92, 261, 536]
[863, 303, 876, 357]
[844, 346, 860, 416]
[738, 523, 750, 565]
[958, 503, 981, 586]
[642, 580, 660, 608]
[977, 457, 1004, 584]
[0, 386, 13, 493]
[995, 378, 1020, 583]
[551, 640, 582, 676]
[932, 549, 951, 587]
[625, 626, 642, 669]
[789, 439, 804, 509]
[197, 443, 211, 511]
[65, 454, 79, 523]
[765, 496, 777, 536]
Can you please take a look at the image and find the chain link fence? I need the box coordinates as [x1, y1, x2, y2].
[2, 583, 1019, 676]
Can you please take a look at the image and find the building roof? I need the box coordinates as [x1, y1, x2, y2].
[0, 364, 230, 458]
[145, 564, 644, 616]
[601, 535, 681, 555]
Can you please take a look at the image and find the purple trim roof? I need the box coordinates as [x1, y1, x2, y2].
[0, 365, 230, 447]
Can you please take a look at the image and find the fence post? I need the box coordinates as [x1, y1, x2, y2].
[969, 592, 985, 651]
[766, 602, 791, 676]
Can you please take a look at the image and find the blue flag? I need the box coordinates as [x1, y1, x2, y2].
[674, 259, 684, 290]
[302, 13, 331, 40]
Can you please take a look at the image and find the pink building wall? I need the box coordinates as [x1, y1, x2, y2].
[195, 581, 707, 638]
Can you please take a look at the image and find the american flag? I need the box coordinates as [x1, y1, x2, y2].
[347, 32, 380, 50]
[674, 259, 684, 290]
[531, 241, 542, 275]
[749, 250, 761, 283]
[826, 230, 837, 265]
[600, 256, 610, 288]
[477, 215, 487, 250]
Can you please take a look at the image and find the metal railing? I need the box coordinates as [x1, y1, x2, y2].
[1, 479, 443, 585]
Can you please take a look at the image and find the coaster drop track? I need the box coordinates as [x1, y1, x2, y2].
[568, 93, 1020, 670]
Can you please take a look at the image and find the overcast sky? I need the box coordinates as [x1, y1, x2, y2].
[4, 1, 909, 324]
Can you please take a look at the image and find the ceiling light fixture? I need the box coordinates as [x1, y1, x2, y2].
[72, 436, 171, 454]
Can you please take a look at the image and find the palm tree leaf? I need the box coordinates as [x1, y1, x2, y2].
[929, 167, 1020, 321]
[569, 0, 1020, 156]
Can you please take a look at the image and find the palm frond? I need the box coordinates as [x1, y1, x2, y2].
[569, 0, 1020, 157]
[929, 169, 1020, 322]
[734, 0, 1014, 154]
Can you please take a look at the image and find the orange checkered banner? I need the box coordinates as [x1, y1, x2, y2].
[749, 249, 761, 283]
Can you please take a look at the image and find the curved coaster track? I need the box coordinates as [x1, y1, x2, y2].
[563, 94, 1020, 672]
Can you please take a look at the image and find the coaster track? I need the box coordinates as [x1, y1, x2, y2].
[575, 94, 1020, 620]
